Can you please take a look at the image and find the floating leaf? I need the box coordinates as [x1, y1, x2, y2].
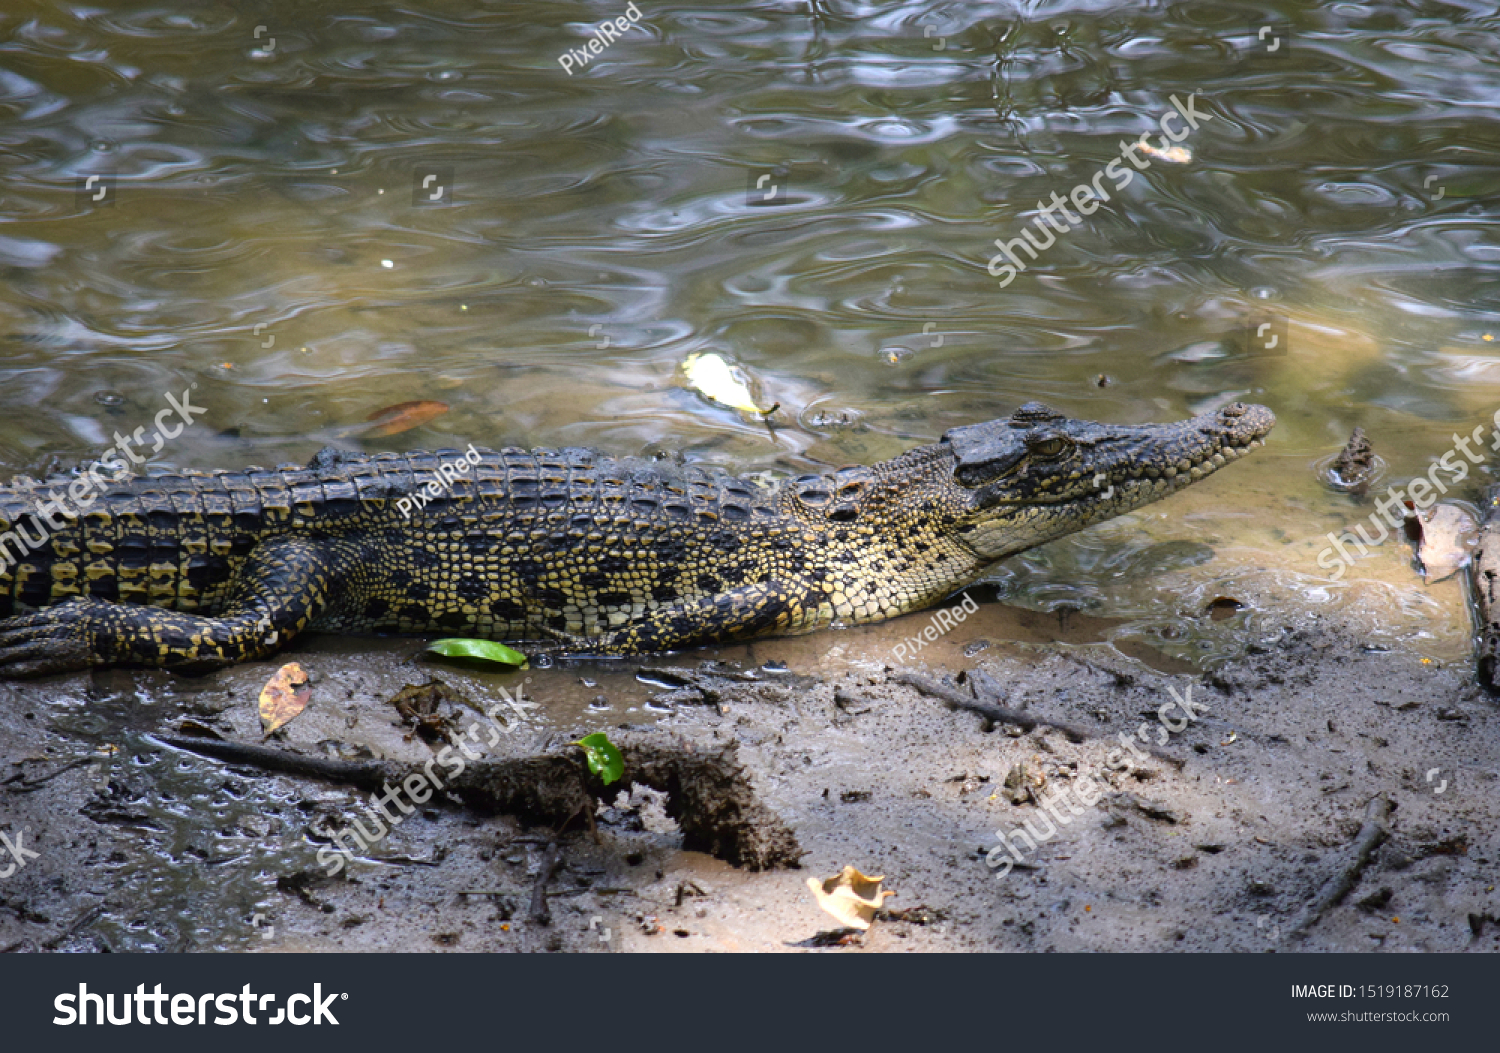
[259, 662, 311, 737]
[572, 732, 624, 785]
[681, 353, 773, 415]
[806, 865, 895, 931]
[1137, 141, 1192, 164]
[426, 638, 528, 668]
[358, 400, 450, 438]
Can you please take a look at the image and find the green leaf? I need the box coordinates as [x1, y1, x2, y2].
[572, 732, 624, 786]
[425, 638, 529, 668]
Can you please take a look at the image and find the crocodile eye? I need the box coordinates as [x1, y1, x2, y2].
[1028, 437, 1069, 458]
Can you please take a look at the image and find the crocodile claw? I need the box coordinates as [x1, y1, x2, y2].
[0, 599, 100, 678]
[533, 624, 619, 659]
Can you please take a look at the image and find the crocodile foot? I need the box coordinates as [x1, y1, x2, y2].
[0, 599, 103, 677]
[531, 625, 623, 660]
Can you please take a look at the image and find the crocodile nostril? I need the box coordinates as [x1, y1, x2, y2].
[1220, 402, 1247, 418]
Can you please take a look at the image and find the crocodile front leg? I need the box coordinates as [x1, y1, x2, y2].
[548, 581, 804, 656]
[0, 535, 351, 677]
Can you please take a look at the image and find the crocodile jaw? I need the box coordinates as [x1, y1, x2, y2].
[956, 401, 1275, 562]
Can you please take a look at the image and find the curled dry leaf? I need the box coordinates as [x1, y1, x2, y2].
[259, 662, 311, 737]
[356, 400, 450, 438]
[1413, 503, 1478, 583]
[806, 865, 895, 931]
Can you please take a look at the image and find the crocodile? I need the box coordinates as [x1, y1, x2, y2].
[0, 401, 1273, 677]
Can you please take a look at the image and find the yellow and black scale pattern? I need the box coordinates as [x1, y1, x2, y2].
[0, 444, 989, 676]
[0, 400, 1275, 677]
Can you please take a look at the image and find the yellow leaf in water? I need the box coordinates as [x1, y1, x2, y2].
[681, 353, 768, 415]
[1137, 141, 1193, 164]
[806, 865, 895, 930]
[259, 662, 311, 737]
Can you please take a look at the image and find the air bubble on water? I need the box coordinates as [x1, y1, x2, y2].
[95, 390, 125, 406]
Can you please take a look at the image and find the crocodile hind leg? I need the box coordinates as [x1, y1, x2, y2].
[0, 535, 352, 677]
[546, 581, 804, 656]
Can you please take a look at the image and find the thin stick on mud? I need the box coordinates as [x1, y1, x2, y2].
[891, 670, 1185, 769]
[4, 756, 96, 792]
[41, 903, 105, 951]
[529, 842, 563, 924]
[970, 667, 1025, 712]
[1289, 794, 1395, 939]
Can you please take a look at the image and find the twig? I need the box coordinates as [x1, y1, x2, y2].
[153, 735, 389, 787]
[894, 671, 1083, 735]
[1290, 794, 1394, 938]
[41, 903, 105, 951]
[528, 843, 563, 924]
[893, 670, 1185, 769]
[968, 668, 1019, 711]
[5, 756, 94, 792]
[647, 666, 763, 685]
[1473, 483, 1500, 692]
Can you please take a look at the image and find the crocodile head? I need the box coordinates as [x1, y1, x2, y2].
[943, 400, 1275, 561]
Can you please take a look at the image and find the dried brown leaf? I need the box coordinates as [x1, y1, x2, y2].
[259, 662, 311, 737]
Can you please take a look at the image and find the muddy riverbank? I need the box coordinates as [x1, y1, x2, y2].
[3, 587, 1495, 954]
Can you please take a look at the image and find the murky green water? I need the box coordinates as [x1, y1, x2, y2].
[4, 0, 1499, 656]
